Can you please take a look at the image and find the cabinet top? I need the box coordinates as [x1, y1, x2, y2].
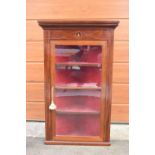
[38, 20, 119, 29]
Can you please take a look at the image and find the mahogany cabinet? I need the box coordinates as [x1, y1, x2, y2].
[38, 20, 119, 146]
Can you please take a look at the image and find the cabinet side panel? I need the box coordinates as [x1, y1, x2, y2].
[104, 30, 115, 142]
[44, 30, 52, 140]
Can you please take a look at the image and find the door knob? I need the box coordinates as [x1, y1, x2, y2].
[49, 87, 56, 110]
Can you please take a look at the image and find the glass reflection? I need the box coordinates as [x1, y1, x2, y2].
[55, 45, 102, 63]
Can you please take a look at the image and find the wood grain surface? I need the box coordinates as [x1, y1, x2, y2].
[26, 0, 128, 19]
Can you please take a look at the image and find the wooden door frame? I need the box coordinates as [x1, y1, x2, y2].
[49, 40, 107, 142]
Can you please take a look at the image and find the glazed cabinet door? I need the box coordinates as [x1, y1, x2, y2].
[50, 41, 107, 142]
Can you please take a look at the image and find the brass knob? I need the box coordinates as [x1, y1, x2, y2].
[75, 32, 81, 38]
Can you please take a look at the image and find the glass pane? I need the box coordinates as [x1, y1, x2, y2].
[56, 114, 100, 136]
[54, 44, 102, 137]
[55, 66, 101, 87]
[55, 45, 102, 63]
[55, 89, 101, 112]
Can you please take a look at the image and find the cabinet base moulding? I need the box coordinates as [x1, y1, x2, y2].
[44, 140, 111, 146]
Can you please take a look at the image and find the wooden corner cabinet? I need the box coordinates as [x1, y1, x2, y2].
[38, 20, 119, 146]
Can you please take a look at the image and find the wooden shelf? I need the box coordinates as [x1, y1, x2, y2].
[55, 85, 101, 90]
[56, 110, 100, 115]
[56, 62, 101, 67]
